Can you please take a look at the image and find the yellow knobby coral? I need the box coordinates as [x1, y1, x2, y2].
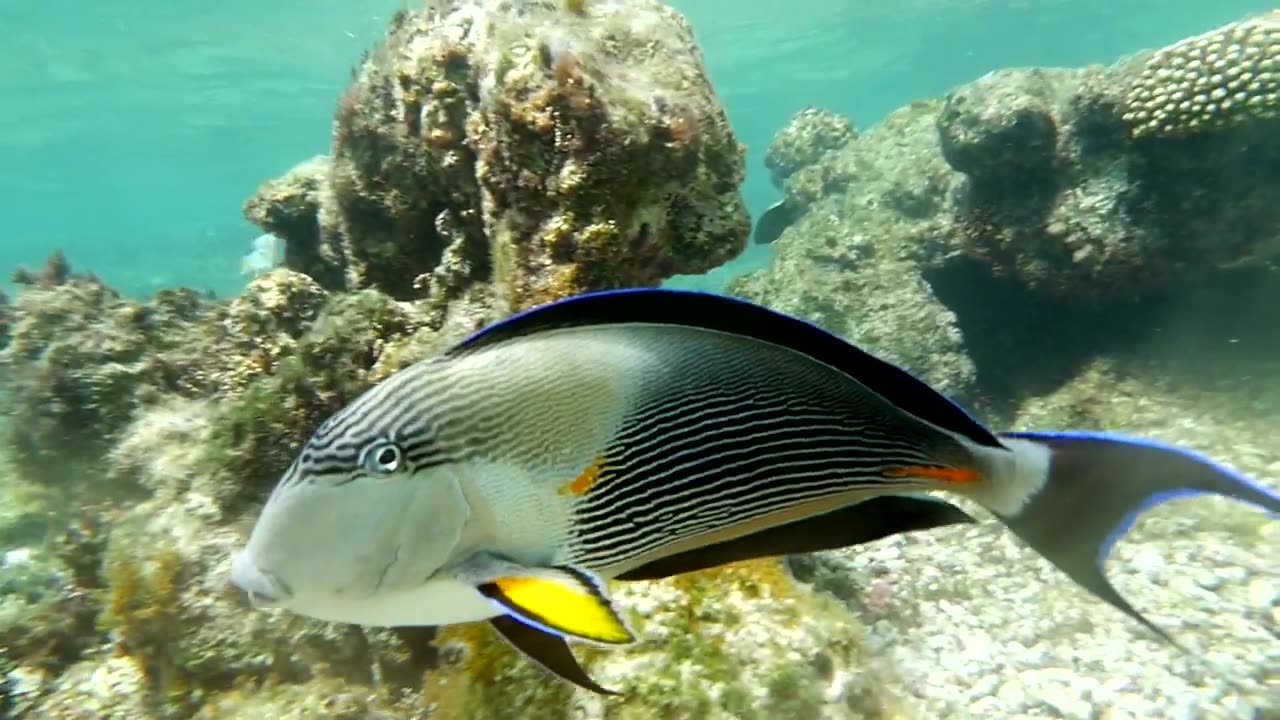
[1122, 11, 1280, 137]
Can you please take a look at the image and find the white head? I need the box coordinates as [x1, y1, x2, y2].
[229, 374, 475, 624]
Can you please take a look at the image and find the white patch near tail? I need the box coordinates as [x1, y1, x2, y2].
[964, 437, 1052, 517]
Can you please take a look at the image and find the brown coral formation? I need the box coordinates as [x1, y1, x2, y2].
[245, 0, 748, 319]
[1122, 11, 1280, 137]
[241, 156, 340, 289]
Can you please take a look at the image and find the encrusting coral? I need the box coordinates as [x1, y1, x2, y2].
[763, 107, 859, 189]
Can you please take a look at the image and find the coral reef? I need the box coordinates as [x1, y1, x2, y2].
[4, 9, 1279, 720]
[787, 313, 1280, 718]
[0, 288, 11, 351]
[242, 157, 341, 289]
[0, 255, 219, 484]
[420, 559, 903, 720]
[729, 221, 976, 397]
[723, 17, 1280, 717]
[0, 259, 448, 714]
[937, 59, 1280, 305]
[730, 100, 977, 398]
[734, 17, 1280, 407]
[1122, 11, 1280, 138]
[245, 0, 749, 319]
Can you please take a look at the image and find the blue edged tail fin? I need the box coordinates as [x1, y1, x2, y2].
[994, 430, 1280, 645]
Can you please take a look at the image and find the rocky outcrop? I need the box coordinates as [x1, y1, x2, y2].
[244, 0, 749, 323]
[732, 14, 1280, 407]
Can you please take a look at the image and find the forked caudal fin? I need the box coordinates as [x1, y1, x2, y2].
[994, 430, 1280, 645]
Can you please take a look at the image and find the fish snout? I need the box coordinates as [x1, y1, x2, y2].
[229, 551, 293, 608]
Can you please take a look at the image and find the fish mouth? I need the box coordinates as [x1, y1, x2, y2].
[230, 551, 293, 608]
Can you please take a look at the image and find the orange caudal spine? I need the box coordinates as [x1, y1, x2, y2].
[884, 466, 981, 484]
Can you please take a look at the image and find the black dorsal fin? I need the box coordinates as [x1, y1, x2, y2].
[451, 288, 1001, 448]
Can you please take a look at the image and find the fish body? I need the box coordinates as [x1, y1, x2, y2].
[751, 199, 798, 245]
[240, 233, 286, 278]
[231, 288, 1280, 695]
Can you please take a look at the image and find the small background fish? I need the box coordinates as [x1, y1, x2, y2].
[240, 232, 287, 278]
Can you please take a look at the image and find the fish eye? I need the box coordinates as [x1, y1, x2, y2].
[361, 440, 404, 475]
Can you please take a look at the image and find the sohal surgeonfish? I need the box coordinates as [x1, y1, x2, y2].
[231, 288, 1280, 695]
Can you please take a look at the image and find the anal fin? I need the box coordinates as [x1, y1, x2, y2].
[489, 615, 619, 696]
[617, 494, 975, 581]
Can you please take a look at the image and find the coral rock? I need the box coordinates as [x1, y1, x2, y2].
[730, 100, 977, 399]
[764, 107, 859, 187]
[0, 263, 218, 478]
[422, 560, 902, 719]
[939, 60, 1280, 304]
[937, 68, 1064, 181]
[242, 156, 341, 289]
[0, 288, 11, 351]
[249, 0, 749, 317]
[729, 219, 976, 397]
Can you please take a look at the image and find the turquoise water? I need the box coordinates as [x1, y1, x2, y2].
[0, 0, 1267, 297]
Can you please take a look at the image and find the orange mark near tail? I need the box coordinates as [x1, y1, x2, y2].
[885, 465, 981, 484]
[559, 458, 607, 496]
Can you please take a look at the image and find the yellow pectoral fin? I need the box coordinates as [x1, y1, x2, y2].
[480, 566, 634, 646]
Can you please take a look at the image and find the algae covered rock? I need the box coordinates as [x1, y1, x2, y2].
[2, 2, 762, 715]
[938, 56, 1280, 304]
[0, 262, 336, 491]
[764, 107, 859, 187]
[247, 0, 749, 316]
[729, 215, 975, 397]
[0, 255, 219, 480]
[937, 68, 1065, 183]
[242, 156, 340, 290]
[730, 100, 976, 398]
[737, 16, 1280, 412]
[0, 288, 11, 351]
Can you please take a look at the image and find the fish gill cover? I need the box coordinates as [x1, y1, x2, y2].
[0, 2, 1276, 719]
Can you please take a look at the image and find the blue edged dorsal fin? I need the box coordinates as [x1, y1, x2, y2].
[451, 288, 1001, 448]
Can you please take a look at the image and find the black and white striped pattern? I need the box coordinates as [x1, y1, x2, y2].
[267, 360, 455, 497]
[267, 332, 631, 510]
[558, 327, 976, 572]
